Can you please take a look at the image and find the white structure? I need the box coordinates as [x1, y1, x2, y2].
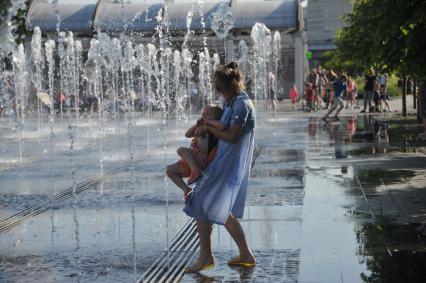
[306, 0, 352, 63]
[26, 0, 307, 97]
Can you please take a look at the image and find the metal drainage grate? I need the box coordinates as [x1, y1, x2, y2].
[138, 219, 200, 283]
[0, 164, 129, 233]
[138, 145, 264, 283]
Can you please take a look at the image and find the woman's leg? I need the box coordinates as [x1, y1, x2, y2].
[197, 220, 214, 260]
[185, 220, 215, 272]
[224, 214, 255, 264]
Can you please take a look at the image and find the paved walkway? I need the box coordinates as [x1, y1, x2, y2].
[0, 95, 425, 282]
[181, 95, 426, 282]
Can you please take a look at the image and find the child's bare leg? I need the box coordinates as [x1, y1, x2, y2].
[385, 100, 391, 111]
[323, 105, 336, 119]
[177, 147, 201, 180]
[166, 163, 191, 194]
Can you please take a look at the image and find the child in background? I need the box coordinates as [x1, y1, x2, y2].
[289, 84, 299, 110]
[166, 105, 224, 200]
[372, 83, 381, 112]
[304, 83, 314, 112]
[346, 76, 357, 109]
[326, 70, 338, 109]
[379, 85, 392, 112]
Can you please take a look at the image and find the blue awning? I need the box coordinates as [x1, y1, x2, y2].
[26, 0, 299, 34]
[26, 0, 97, 33]
[232, 0, 298, 31]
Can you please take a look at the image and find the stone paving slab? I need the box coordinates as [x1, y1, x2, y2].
[1, 95, 426, 282]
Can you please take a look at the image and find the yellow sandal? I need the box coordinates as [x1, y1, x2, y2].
[184, 260, 215, 273]
[227, 256, 256, 268]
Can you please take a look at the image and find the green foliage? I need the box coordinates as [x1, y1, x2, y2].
[12, 4, 28, 45]
[0, 0, 30, 46]
[353, 74, 401, 97]
[387, 75, 402, 97]
[322, 50, 364, 76]
[0, 1, 11, 23]
[354, 76, 364, 90]
[356, 219, 426, 282]
[335, 0, 426, 79]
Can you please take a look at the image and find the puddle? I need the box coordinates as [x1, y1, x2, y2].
[345, 116, 426, 155]
[247, 186, 304, 206]
[355, 220, 426, 282]
[181, 249, 301, 283]
[1, 114, 425, 281]
[250, 168, 304, 179]
[388, 123, 426, 153]
[354, 169, 416, 189]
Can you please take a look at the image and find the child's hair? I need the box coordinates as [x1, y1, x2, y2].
[207, 105, 223, 120]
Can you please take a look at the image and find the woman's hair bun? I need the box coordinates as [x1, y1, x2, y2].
[226, 62, 238, 70]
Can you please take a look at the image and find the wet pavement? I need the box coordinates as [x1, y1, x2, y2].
[1, 99, 426, 282]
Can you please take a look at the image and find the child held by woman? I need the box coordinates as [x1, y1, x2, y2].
[166, 105, 224, 200]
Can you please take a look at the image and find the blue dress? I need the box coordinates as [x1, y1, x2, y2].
[183, 92, 256, 225]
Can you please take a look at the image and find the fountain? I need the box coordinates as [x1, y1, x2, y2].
[251, 22, 272, 104]
[0, 0, 285, 281]
[1, 5, 282, 122]
[30, 27, 43, 127]
[209, 1, 234, 61]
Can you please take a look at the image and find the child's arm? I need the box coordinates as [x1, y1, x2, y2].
[204, 119, 225, 131]
[185, 119, 203, 138]
[194, 125, 207, 137]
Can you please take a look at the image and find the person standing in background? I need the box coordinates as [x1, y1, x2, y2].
[267, 71, 277, 113]
[361, 69, 376, 113]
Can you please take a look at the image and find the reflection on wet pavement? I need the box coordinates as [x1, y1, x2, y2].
[182, 249, 300, 283]
[355, 221, 426, 282]
[1, 113, 426, 282]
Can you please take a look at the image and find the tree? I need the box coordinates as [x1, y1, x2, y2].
[334, 0, 426, 116]
[321, 49, 364, 76]
[0, 0, 30, 48]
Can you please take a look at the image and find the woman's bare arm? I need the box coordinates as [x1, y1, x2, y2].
[185, 123, 199, 138]
[206, 123, 243, 144]
[204, 119, 225, 131]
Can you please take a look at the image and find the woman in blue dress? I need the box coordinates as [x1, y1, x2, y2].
[183, 62, 256, 272]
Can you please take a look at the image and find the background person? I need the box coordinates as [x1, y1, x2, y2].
[323, 74, 347, 120]
[361, 69, 376, 113]
[267, 71, 277, 112]
[304, 82, 315, 112]
[346, 76, 357, 109]
[289, 84, 299, 110]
